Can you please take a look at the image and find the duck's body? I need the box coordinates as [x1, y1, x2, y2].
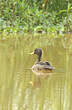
[31, 48, 54, 76]
[32, 61, 53, 76]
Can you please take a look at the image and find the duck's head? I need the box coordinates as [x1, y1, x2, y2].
[34, 48, 42, 56]
[30, 48, 42, 62]
[34, 48, 42, 61]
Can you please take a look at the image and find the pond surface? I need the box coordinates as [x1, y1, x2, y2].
[0, 33, 72, 110]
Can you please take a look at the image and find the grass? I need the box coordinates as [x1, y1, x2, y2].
[0, 0, 72, 36]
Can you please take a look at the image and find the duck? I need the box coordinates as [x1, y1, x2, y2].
[31, 48, 54, 76]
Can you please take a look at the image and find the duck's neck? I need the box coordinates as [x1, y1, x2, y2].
[37, 55, 41, 62]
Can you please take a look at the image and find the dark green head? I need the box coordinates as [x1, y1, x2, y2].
[34, 48, 42, 61]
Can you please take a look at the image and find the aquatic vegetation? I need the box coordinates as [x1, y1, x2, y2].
[0, 0, 72, 35]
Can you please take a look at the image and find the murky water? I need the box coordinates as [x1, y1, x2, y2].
[0, 33, 72, 110]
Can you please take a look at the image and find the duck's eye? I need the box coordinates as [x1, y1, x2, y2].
[34, 50, 36, 53]
[34, 49, 38, 53]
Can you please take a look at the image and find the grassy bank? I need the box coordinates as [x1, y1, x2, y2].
[0, 0, 72, 35]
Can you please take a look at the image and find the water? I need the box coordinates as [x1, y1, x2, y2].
[0, 33, 72, 110]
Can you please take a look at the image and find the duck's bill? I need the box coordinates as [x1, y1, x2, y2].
[29, 52, 34, 55]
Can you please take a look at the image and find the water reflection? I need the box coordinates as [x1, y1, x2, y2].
[0, 34, 72, 110]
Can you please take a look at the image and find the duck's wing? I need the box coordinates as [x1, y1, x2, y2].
[44, 61, 51, 65]
[37, 61, 50, 65]
[36, 61, 54, 70]
[37, 61, 52, 66]
[43, 64, 54, 70]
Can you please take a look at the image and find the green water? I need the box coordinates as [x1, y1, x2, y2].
[0, 34, 72, 110]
